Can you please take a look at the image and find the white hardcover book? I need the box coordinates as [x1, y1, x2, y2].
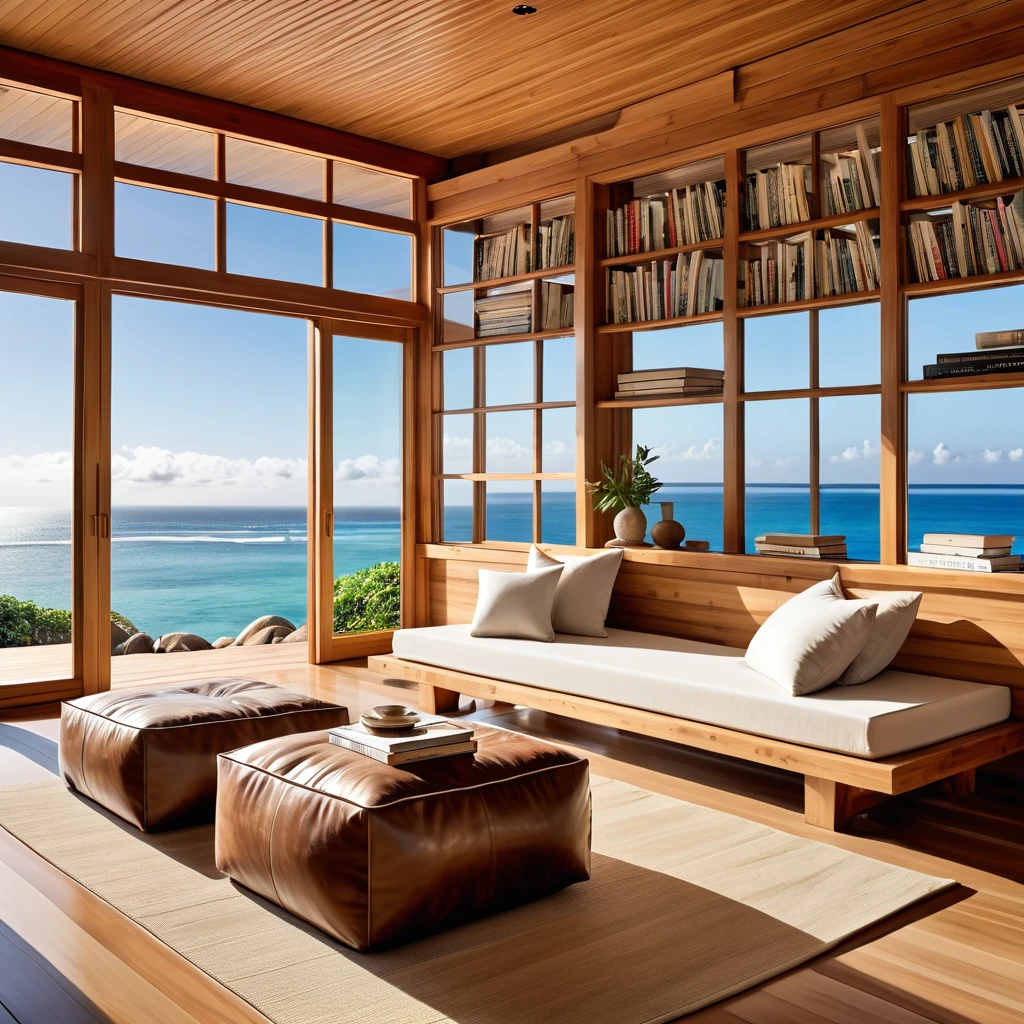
[920, 543, 1012, 558]
[908, 552, 1021, 572]
[976, 329, 1024, 350]
[921, 532, 1013, 548]
[329, 718, 473, 755]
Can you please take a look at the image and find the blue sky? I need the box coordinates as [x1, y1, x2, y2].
[3, 164, 1024, 512]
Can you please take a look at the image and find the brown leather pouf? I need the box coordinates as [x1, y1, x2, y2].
[215, 723, 592, 951]
[59, 679, 349, 832]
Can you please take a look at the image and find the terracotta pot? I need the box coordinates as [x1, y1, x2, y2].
[613, 505, 647, 545]
[651, 501, 685, 550]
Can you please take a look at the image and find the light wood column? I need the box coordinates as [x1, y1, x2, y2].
[722, 148, 744, 552]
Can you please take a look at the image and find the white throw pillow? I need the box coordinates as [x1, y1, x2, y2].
[840, 590, 923, 685]
[470, 564, 564, 642]
[527, 546, 624, 637]
[744, 575, 877, 696]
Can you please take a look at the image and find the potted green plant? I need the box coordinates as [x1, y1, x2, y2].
[586, 444, 663, 545]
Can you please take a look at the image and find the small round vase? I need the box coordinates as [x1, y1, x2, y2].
[613, 505, 648, 545]
[651, 501, 685, 550]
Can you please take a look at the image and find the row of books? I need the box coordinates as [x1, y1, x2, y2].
[605, 252, 724, 324]
[754, 533, 847, 559]
[908, 533, 1021, 573]
[472, 214, 575, 281]
[738, 224, 879, 307]
[923, 340, 1024, 379]
[474, 282, 573, 338]
[605, 181, 725, 257]
[907, 105, 1024, 198]
[821, 128, 881, 215]
[906, 193, 1024, 283]
[613, 366, 724, 401]
[330, 716, 477, 766]
[744, 162, 811, 231]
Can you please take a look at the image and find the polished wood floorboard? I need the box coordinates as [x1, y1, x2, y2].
[0, 648, 1022, 1023]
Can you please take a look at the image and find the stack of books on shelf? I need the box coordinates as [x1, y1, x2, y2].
[330, 716, 477, 766]
[908, 533, 1020, 573]
[739, 224, 880, 307]
[923, 329, 1024, 379]
[614, 366, 724, 401]
[744, 162, 811, 231]
[540, 280, 574, 331]
[907, 104, 1024, 197]
[605, 251, 724, 323]
[821, 126, 881, 214]
[754, 533, 848, 559]
[605, 180, 725, 256]
[536, 213, 575, 270]
[907, 193, 1024, 282]
[474, 222, 531, 281]
[475, 287, 532, 338]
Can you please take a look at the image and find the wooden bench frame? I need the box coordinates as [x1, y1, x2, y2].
[367, 654, 1024, 831]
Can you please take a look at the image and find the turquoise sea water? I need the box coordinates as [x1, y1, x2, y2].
[1, 487, 1022, 640]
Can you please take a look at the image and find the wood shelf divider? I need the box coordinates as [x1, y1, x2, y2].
[439, 263, 576, 293]
[738, 206, 879, 244]
[599, 238, 724, 268]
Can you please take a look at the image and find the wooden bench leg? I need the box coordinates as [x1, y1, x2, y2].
[804, 776, 891, 831]
[419, 681, 460, 714]
[939, 768, 976, 799]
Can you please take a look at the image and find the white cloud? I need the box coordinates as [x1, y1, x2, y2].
[661, 438, 721, 462]
[1010, 448, 1024, 462]
[774, 457, 795, 468]
[748, 456, 762, 467]
[111, 446, 306, 490]
[0, 451, 73, 485]
[932, 442, 954, 465]
[980, 448, 1003, 463]
[335, 455, 399, 486]
[442, 432, 471, 456]
[485, 436, 529, 461]
[830, 439, 875, 464]
[908, 450, 927, 465]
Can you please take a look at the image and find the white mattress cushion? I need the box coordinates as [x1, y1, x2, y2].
[391, 625, 1011, 760]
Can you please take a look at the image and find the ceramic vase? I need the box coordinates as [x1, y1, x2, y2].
[613, 505, 647, 545]
[650, 501, 685, 550]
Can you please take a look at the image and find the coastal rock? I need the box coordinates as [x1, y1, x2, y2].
[122, 632, 155, 655]
[281, 623, 308, 643]
[111, 621, 131, 654]
[272, 636, 284, 644]
[113, 640, 127, 656]
[211, 637, 235, 649]
[233, 615, 295, 646]
[244, 624, 294, 646]
[154, 632, 213, 654]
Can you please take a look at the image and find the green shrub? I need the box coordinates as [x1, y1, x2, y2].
[333, 562, 401, 633]
[0, 596, 136, 648]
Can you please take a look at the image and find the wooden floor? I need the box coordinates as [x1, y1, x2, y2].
[1, 648, 1023, 1023]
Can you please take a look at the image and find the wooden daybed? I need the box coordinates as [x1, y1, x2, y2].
[369, 625, 1024, 831]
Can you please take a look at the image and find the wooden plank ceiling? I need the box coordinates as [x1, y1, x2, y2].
[0, 0, 938, 159]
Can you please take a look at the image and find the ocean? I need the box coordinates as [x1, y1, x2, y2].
[1, 487, 1022, 641]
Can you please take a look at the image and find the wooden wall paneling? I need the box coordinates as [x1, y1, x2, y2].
[722, 147, 744, 553]
[879, 93, 906, 565]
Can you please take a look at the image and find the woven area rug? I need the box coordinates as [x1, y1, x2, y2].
[0, 776, 953, 1024]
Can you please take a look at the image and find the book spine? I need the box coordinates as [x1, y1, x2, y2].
[924, 357, 1024, 378]
[908, 553, 996, 572]
[329, 735, 388, 761]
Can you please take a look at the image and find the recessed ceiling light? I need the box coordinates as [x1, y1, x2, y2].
[512, 4, 538, 14]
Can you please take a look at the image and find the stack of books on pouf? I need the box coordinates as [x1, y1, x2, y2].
[909, 533, 1021, 573]
[923, 330, 1024, 380]
[330, 705, 477, 765]
[754, 533, 847, 559]
[614, 366, 724, 400]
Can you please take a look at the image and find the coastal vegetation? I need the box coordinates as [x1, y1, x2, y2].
[333, 561, 401, 633]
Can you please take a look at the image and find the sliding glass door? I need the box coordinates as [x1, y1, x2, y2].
[312, 320, 411, 661]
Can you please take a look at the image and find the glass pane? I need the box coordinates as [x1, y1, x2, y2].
[115, 111, 216, 177]
[334, 337, 402, 635]
[115, 183, 215, 269]
[908, 389, 1024, 557]
[443, 226, 475, 285]
[540, 482, 576, 545]
[442, 414, 473, 475]
[225, 136, 323, 199]
[333, 224, 411, 299]
[908, 285, 1024, 382]
[745, 398, 810, 550]
[820, 394, 880, 561]
[486, 411, 532, 473]
[442, 348, 473, 410]
[633, 404, 724, 551]
[0, 162, 73, 249]
[0, 291, 75, 684]
[110, 297, 309, 651]
[442, 290, 474, 344]
[542, 336, 576, 402]
[485, 342, 534, 407]
[333, 161, 411, 219]
[443, 479, 473, 542]
[819, 302, 880, 388]
[744, 311, 809, 392]
[632, 322, 723, 373]
[485, 483, 532, 542]
[542, 408, 575, 473]
[0, 84, 74, 150]
[227, 203, 322, 285]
